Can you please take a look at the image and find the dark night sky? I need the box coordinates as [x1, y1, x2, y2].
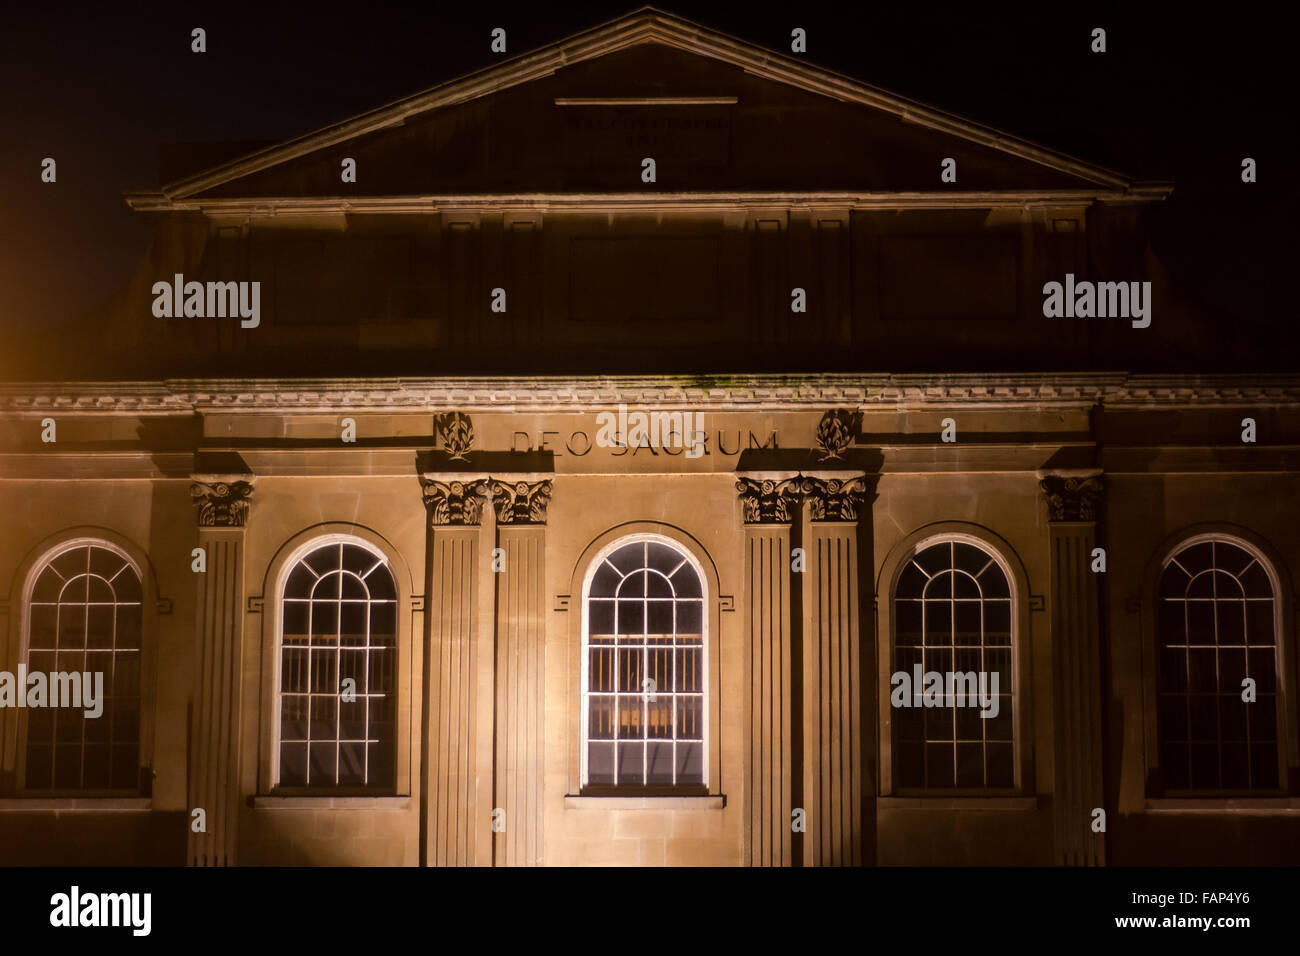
[1, 1, 1294, 364]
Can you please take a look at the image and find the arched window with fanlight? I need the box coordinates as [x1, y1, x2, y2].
[276, 538, 397, 791]
[1156, 535, 1282, 792]
[891, 536, 1016, 791]
[22, 540, 144, 793]
[582, 537, 706, 790]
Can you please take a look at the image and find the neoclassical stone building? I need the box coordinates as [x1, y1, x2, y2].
[1, 8, 1297, 866]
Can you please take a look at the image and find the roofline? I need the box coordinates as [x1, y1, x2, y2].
[147, 6, 1147, 203]
[123, 186, 1174, 215]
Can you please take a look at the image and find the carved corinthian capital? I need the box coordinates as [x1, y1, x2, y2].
[735, 476, 802, 524]
[1039, 474, 1105, 522]
[799, 475, 875, 521]
[190, 479, 254, 527]
[421, 478, 488, 526]
[489, 479, 552, 525]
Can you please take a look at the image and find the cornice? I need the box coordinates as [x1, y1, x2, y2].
[122, 191, 1148, 215]
[3, 374, 1299, 415]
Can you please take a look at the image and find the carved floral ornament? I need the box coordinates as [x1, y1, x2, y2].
[421, 477, 553, 526]
[421, 479, 489, 526]
[815, 408, 859, 462]
[1039, 474, 1105, 522]
[735, 474, 876, 524]
[489, 479, 553, 525]
[190, 479, 254, 527]
[436, 412, 474, 462]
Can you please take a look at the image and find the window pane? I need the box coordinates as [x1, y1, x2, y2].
[588, 599, 615, 634]
[309, 742, 337, 783]
[616, 600, 644, 636]
[675, 697, 702, 740]
[278, 743, 306, 786]
[83, 745, 111, 790]
[338, 742, 366, 786]
[646, 697, 673, 739]
[310, 695, 338, 739]
[646, 742, 674, 784]
[645, 572, 673, 598]
[340, 573, 367, 601]
[676, 742, 703, 784]
[675, 648, 701, 693]
[895, 601, 922, 646]
[588, 743, 614, 785]
[676, 600, 702, 634]
[617, 743, 644, 784]
[589, 647, 614, 693]
[606, 543, 645, 575]
[364, 564, 395, 601]
[617, 696, 642, 738]
[281, 695, 308, 741]
[923, 601, 951, 644]
[669, 565, 701, 598]
[925, 743, 954, 788]
[313, 568, 342, 600]
[588, 696, 615, 739]
[646, 600, 673, 633]
[617, 649, 642, 693]
[590, 561, 621, 597]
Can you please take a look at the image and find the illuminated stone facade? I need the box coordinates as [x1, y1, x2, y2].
[1, 9, 1297, 866]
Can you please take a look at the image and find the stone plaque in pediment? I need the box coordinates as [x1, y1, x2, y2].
[561, 104, 732, 174]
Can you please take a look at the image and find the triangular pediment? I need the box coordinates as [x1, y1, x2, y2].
[141, 7, 1143, 204]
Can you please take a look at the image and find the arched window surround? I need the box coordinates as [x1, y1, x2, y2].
[566, 522, 723, 798]
[876, 523, 1034, 798]
[3, 528, 159, 800]
[257, 525, 414, 799]
[1140, 525, 1297, 799]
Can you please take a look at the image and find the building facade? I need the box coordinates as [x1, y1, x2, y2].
[1, 8, 1297, 866]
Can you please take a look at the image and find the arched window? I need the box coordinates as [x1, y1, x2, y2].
[1156, 536, 1280, 791]
[582, 537, 706, 789]
[892, 537, 1015, 790]
[23, 540, 143, 792]
[277, 539, 397, 791]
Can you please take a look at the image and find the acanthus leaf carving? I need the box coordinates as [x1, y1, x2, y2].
[799, 475, 875, 521]
[489, 478, 552, 525]
[421, 478, 488, 526]
[734, 476, 802, 524]
[1040, 474, 1105, 522]
[190, 479, 254, 527]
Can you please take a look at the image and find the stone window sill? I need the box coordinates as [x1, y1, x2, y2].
[878, 796, 1038, 811]
[252, 796, 412, 810]
[0, 798, 152, 812]
[565, 794, 726, 810]
[1145, 798, 1300, 813]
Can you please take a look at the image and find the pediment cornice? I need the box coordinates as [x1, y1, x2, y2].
[128, 6, 1152, 209]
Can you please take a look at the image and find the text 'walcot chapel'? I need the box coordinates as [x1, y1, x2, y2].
[2, 7, 1298, 867]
